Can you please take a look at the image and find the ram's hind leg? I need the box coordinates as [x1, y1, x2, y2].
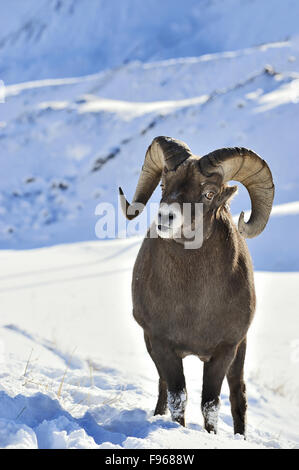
[226, 338, 247, 436]
[144, 334, 187, 425]
[201, 344, 236, 434]
[144, 333, 168, 416]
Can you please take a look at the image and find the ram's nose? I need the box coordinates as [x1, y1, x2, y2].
[157, 210, 176, 229]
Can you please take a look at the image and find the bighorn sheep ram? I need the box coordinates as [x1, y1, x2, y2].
[119, 136, 274, 436]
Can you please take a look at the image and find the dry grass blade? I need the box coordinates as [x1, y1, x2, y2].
[23, 348, 33, 377]
[15, 406, 27, 420]
[57, 364, 69, 399]
[57, 347, 77, 399]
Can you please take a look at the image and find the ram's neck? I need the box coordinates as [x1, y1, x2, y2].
[152, 207, 244, 272]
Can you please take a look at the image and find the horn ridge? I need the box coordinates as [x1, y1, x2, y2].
[199, 146, 274, 238]
[119, 136, 192, 220]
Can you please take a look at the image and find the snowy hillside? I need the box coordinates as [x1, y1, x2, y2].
[0, 0, 299, 450]
[1, 36, 299, 269]
[1, 0, 299, 84]
[0, 238, 298, 449]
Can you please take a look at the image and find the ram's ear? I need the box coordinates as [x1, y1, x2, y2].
[216, 185, 238, 207]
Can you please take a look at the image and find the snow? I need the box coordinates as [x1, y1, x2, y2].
[0, 0, 299, 450]
[0, 239, 298, 449]
[1, 0, 299, 84]
[167, 391, 187, 422]
[202, 400, 220, 433]
[77, 95, 210, 118]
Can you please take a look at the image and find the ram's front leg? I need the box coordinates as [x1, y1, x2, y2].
[201, 344, 237, 434]
[150, 338, 187, 426]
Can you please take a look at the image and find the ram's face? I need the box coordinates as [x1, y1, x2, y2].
[156, 159, 236, 244]
[120, 137, 274, 241]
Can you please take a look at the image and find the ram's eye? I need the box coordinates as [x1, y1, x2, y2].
[204, 191, 215, 200]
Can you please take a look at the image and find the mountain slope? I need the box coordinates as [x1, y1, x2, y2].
[1, 0, 299, 84]
[1, 39, 299, 269]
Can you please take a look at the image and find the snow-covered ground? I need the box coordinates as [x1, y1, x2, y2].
[0, 238, 299, 449]
[1, 0, 299, 450]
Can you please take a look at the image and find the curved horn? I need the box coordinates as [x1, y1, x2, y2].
[119, 136, 192, 220]
[199, 147, 274, 238]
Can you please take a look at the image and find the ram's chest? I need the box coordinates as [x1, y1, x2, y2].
[132, 245, 253, 350]
[136, 261, 217, 324]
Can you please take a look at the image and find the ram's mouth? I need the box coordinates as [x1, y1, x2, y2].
[157, 224, 170, 231]
[156, 224, 175, 239]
